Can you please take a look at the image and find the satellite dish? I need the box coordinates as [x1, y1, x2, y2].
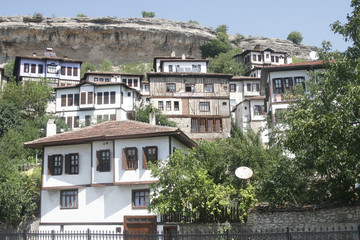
[309, 51, 319, 61]
[235, 166, 253, 179]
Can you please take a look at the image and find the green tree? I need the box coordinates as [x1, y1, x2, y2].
[1, 79, 53, 118]
[287, 31, 303, 44]
[4, 60, 16, 82]
[188, 20, 199, 25]
[81, 62, 96, 78]
[208, 49, 245, 75]
[76, 13, 87, 17]
[149, 148, 257, 222]
[0, 102, 23, 138]
[133, 102, 176, 127]
[141, 11, 155, 18]
[200, 24, 233, 58]
[98, 59, 113, 72]
[275, 0, 360, 205]
[118, 62, 151, 79]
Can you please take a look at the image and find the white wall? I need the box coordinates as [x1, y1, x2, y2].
[162, 61, 207, 73]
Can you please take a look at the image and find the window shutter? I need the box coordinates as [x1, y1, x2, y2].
[122, 149, 128, 170]
[81, 92, 86, 105]
[96, 151, 100, 171]
[154, 146, 158, 161]
[65, 154, 70, 174]
[134, 148, 138, 169]
[273, 79, 277, 93]
[142, 147, 148, 169]
[48, 155, 54, 175]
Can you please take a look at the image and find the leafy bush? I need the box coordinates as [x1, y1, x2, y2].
[287, 31, 303, 44]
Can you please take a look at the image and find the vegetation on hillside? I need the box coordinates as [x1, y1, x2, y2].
[141, 11, 155, 18]
[287, 31, 303, 44]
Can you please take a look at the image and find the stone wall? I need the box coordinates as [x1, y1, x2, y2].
[178, 204, 360, 233]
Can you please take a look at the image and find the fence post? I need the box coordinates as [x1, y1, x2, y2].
[51, 230, 55, 240]
[358, 224, 360, 240]
[226, 229, 229, 240]
[22, 229, 27, 240]
[124, 230, 127, 240]
[87, 228, 91, 240]
[169, 231, 172, 240]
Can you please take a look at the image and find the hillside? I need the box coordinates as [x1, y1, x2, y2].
[0, 16, 317, 65]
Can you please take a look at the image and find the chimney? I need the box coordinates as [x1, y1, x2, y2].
[149, 108, 156, 125]
[182, 54, 186, 60]
[170, 51, 176, 57]
[46, 47, 53, 53]
[46, 119, 57, 137]
[254, 44, 261, 51]
[33, 52, 37, 56]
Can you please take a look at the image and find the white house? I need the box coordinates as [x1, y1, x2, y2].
[153, 52, 209, 73]
[13, 48, 82, 87]
[24, 120, 197, 232]
[262, 60, 324, 125]
[55, 80, 141, 128]
[229, 76, 261, 110]
[234, 45, 292, 78]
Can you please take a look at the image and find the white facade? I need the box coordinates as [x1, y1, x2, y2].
[263, 61, 324, 125]
[55, 81, 141, 128]
[14, 49, 82, 87]
[25, 121, 196, 232]
[153, 55, 208, 73]
[229, 77, 261, 111]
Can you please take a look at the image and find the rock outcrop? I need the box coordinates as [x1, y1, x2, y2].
[0, 16, 319, 65]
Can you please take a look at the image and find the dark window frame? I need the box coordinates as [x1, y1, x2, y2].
[60, 190, 78, 209]
[132, 189, 150, 209]
[65, 153, 79, 174]
[166, 83, 176, 93]
[199, 102, 210, 112]
[204, 84, 213, 93]
[96, 150, 111, 172]
[123, 147, 138, 170]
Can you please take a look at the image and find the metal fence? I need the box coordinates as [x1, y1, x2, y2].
[0, 227, 359, 240]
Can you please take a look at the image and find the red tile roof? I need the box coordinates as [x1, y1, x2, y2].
[25, 120, 197, 149]
[262, 60, 324, 71]
[231, 76, 260, 80]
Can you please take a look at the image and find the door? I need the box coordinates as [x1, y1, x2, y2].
[124, 216, 157, 234]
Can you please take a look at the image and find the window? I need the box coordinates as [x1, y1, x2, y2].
[144, 84, 150, 92]
[158, 101, 164, 110]
[31, 64, 36, 73]
[67, 67, 72, 76]
[97, 115, 102, 122]
[132, 189, 149, 208]
[284, 78, 293, 92]
[24, 63, 29, 73]
[199, 102, 210, 112]
[204, 84, 213, 93]
[247, 83, 251, 92]
[252, 54, 256, 61]
[230, 84, 236, 92]
[99, 78, 104, 82]
[168, 65, 173, 72]
[127, 92, 131, 97]
[295, 76, 305, 90]
[110, 114, 116, 121]
[104, 92, 109, 104]
[61, 95, 66, 107]
[128, 79, 133, 87]
[122, 79, 127, 84]
[80, 92, 86, 105]
[142, 146, 158, 169]
[61, 190, 78, 209]
[110, 91, 116, 104]
[185, 84, 195, 93]
[276, 56, 279, 63]
[61, 66, 66, 75]
[222, 102, 227, 106]
[73, 67, 78, 76]
[255, 83, 260, 92]
[271, 56, 275, 62]
[191, 118, 222, 133]
[121, 92, 124, 104]
[48, 155, 63, 175]
[97, 92, 103, 105]
[85, 115, 91, 126]
[96, 150, 111, 172]
[94, 78, 98, 82]
[74, 116, 79, 128]
[105, 78, 110, 82]
[123, 148, 138, 170]
[258, 55, 262, 62]
[67, 116, 72, 128]
[38, 64, 43, 74]
[254, 105, 265, 115]
[87, 92, 94, 104]
[74, 94, 79, 106]
[65, 153, 79, 174]
[67, 94, 73, 106]
[274, 79, 283, 94]
[166, 101, 171, 111]
[192, 64, 201, 72]
[134, 79, 138, 87]
[167, 83, 176, 93]
[174, 101, 179, 111]
[266, 54, 269, 59]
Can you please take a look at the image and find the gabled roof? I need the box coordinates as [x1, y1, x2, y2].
[262, 60, 324, 72]
[24, 120, 197, 149]
[53, 80, 138, 92]
[83, 71, 144, 80]
[147, 72, 233, 79]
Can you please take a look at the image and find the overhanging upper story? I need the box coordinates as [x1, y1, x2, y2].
[153, 53, 209, 73]
[13, 48, 82, 87]
[24, 120, 197, 189]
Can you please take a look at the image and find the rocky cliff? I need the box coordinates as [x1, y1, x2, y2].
[0, 16, 318, 65]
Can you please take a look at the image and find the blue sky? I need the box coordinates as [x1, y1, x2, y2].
[2, 0, 353, 52]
